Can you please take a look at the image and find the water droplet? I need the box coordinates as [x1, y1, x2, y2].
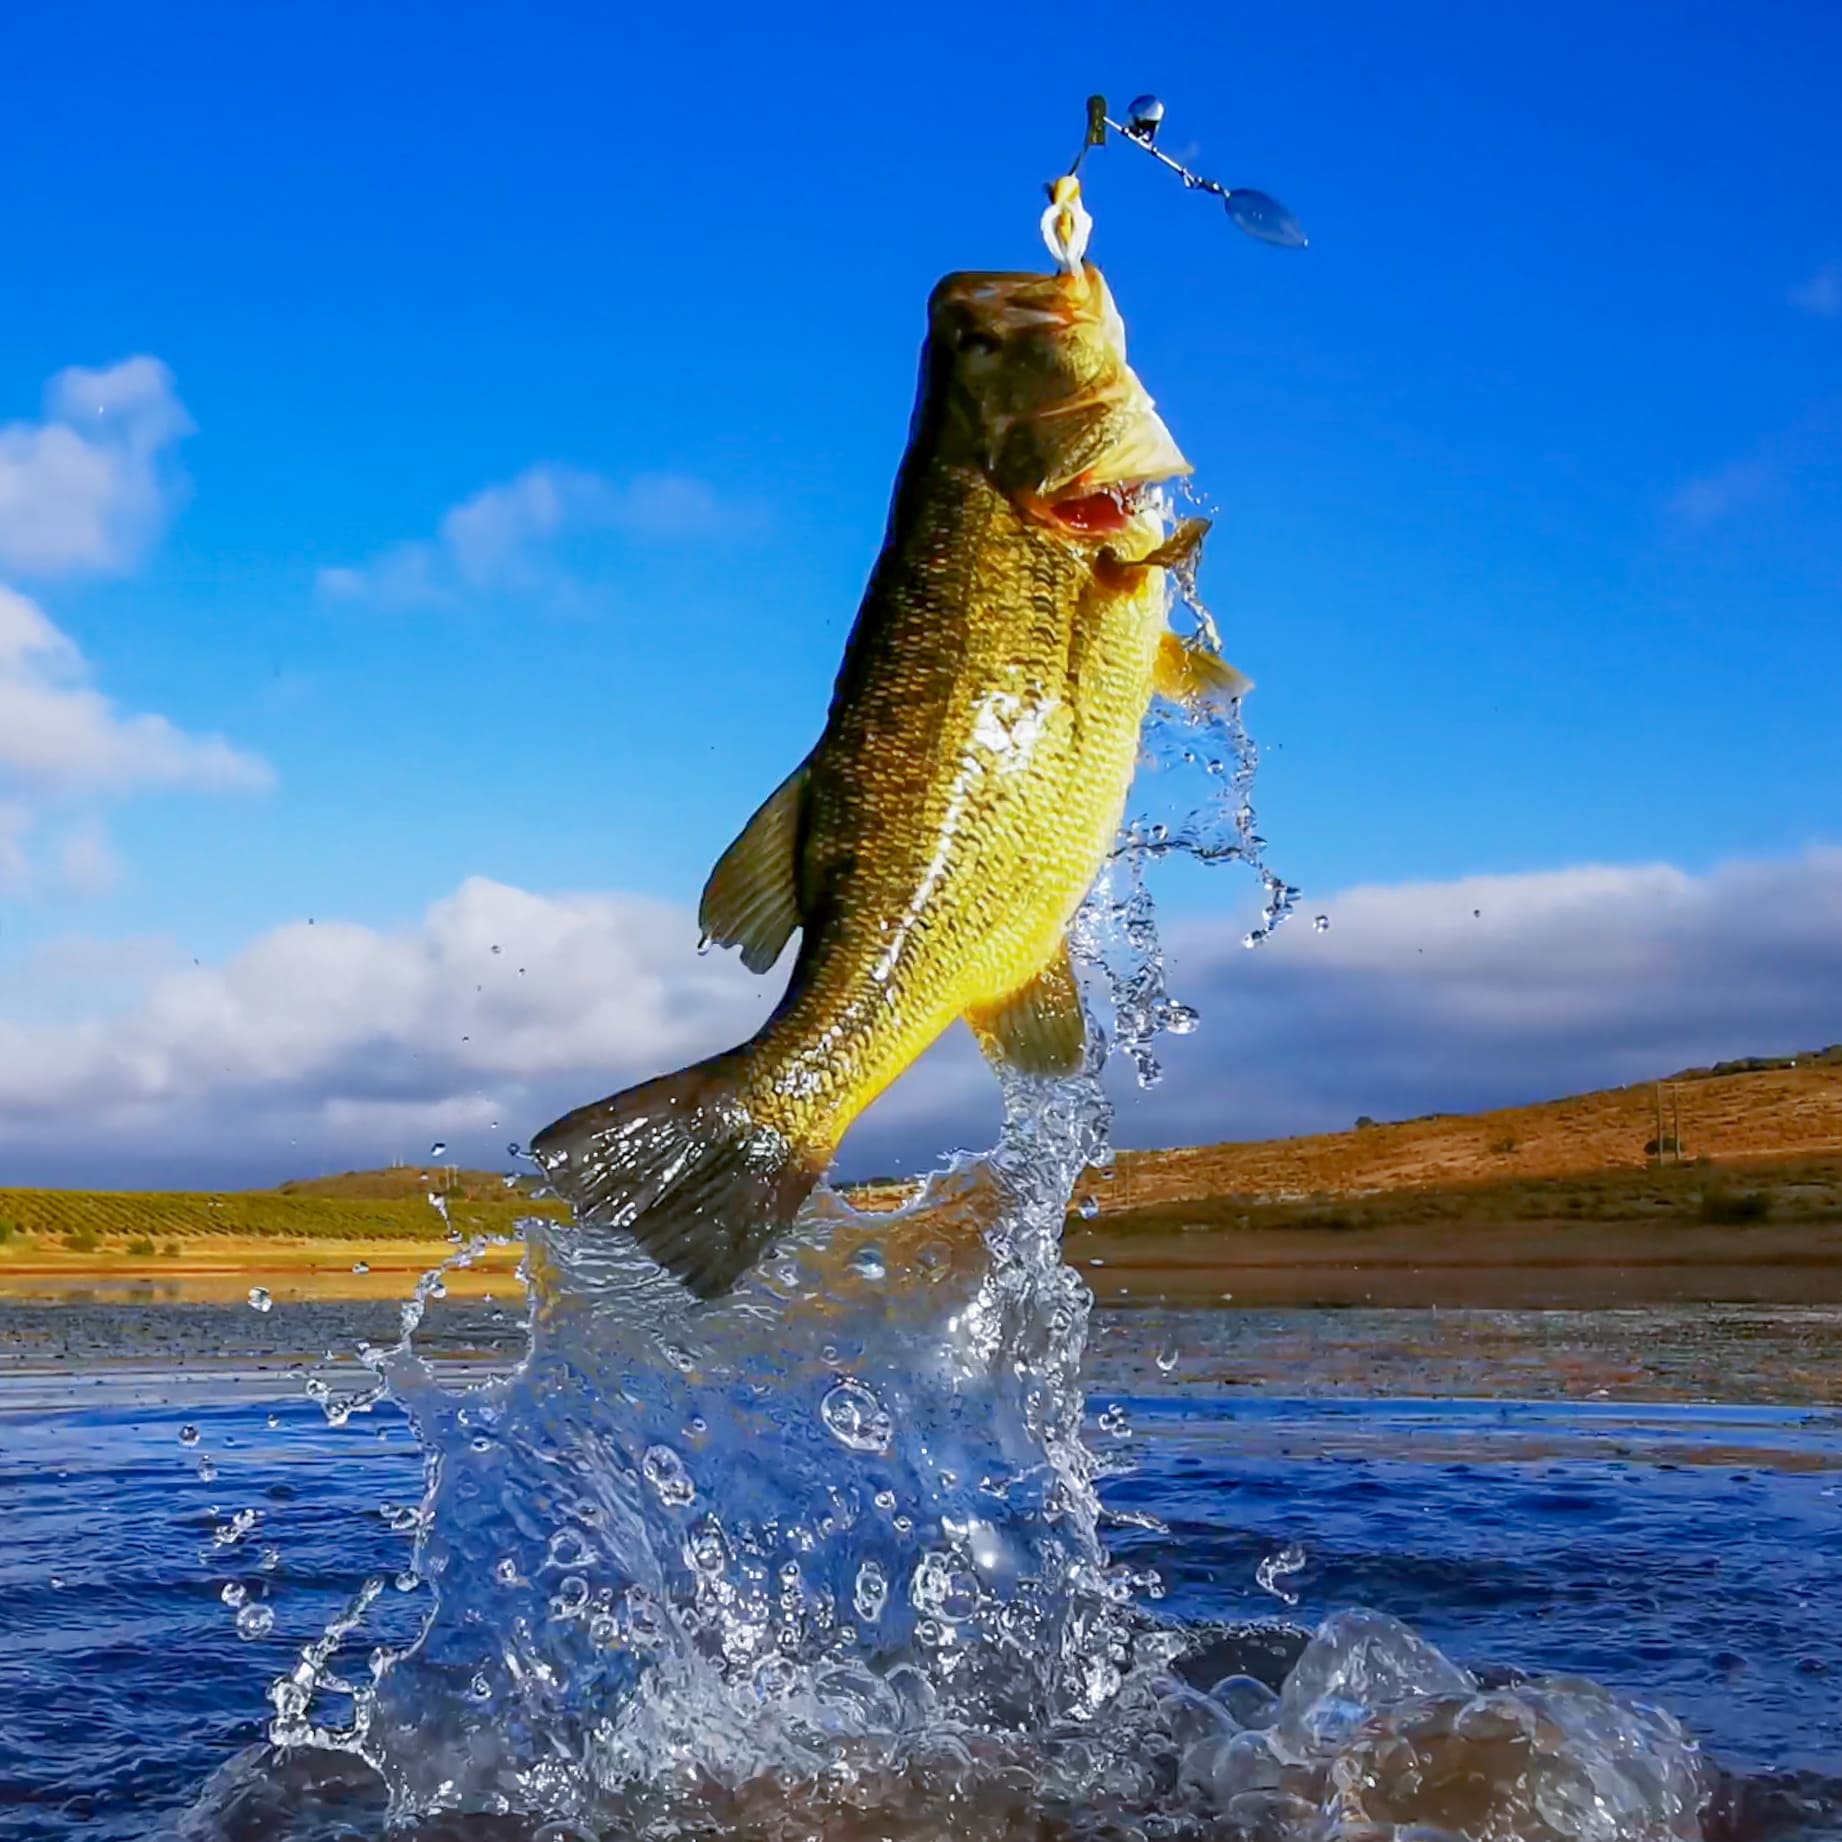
[1076, 1195, 1100, 1220]
[221, 1581, 247, 1608]
[470, 1672, 492, 1700]
[641, 1444, 696, 1507]
[1255, 1541, 1308, 1606]
[1096, 1403, 1131, 1438]
[49, 1574, 65, 1590]
[1314, 913, 1331, 933]
[351, 1261, 370, 1275]
[247, 1286, 272, 1313]
[850, 1245, 886, 1282]
[494, 1557, 519, 1586]
[819, 1379, 893, 1454]
[196, 1456, 218, 1483]
[429, 1141, 447, 1157]
[235, 1602, 275, 1640]
[853, 1559, 889, 1622]
[178, 1424, 200, 1447]
[1156, 1344, 1179, 1374]
[1163, 1001, 1200, 1034]
[258, 1546, 280, 1572]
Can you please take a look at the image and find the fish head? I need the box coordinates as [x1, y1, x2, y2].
[922, 263, 1190, 541]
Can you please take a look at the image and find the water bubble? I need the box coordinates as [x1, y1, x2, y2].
[1163, 1001, 1200, 1034]
[247, 1286, 272, 1313]
[221, 1581, 248, 1608]
[234, 1602, 275, 1640]
[686, 1520, 730, 1575]
[1156, 1343, 1180, 1374]
[196, 1456, 218, 1483]
[910, 1552, 979, 1622]
[469, 1672, 492, 1700]
[853, 1559, 889, 1622]
[258, 1546, 280, 1572]
[351, 1261, 369, 1275]
[819, 1379, 893, 1454]
[1076, 1195, 1100, 1220]
[849, 1245, 886, 1282]
[1314, 913, 1331, 933]
[1096, 1403, 1132, 1438]
[1256, 1541, 1308, 1606]
[494, 1558, 519, 1586]
[641, 1444, 696, 1507]
[178, 1424, 200, 1447]
[547, 1528, 594, 1570]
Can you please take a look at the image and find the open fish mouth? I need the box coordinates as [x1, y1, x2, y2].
[1042, 475, 1161, 538]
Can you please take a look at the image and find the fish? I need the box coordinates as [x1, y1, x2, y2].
[532, 258, 1250, 1296]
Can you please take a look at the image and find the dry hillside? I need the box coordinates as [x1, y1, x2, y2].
[1098, 1059, 1842, 1215]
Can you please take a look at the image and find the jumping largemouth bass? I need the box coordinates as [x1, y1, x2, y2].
[533, 260, 1247, 1295]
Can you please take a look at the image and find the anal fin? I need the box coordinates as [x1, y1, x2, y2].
[699, 761, 809, 975]
[966, 944, 1087, 1078]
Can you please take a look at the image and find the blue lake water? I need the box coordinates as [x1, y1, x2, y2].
[2, 1299, 1839, 1840]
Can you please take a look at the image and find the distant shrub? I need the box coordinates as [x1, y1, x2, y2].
[1354, 1115, 1378, 1131]
[1489, 1135, 1520, 1156]
[61, 1227, 100, 1253]
[126, 1236, 157, 1256]
[1645, 1135, 1683, 1157]
[161, 1242, 182, 1258]
[0, 1219, 15, 1244]
[1700, 1188, 1773, 1225]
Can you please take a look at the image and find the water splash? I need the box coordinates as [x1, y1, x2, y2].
[188, 576, 1713, 1840]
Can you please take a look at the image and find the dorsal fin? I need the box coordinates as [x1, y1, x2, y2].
[698, 762, 810, 974]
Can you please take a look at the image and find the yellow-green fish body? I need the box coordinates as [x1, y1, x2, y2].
[534, 262, 1247, 1294]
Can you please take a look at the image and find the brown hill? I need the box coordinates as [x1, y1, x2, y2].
[1095, 1059, 1842, 1216]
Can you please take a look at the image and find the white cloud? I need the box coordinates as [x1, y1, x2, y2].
[2, 849, 1840, 1190]
[319, 464, 731, 609]
[1790, 263, 1842, 319]
[0, 585, 271, 798]
[1128, 847, 1842, 1148]
[0, 358, 193, 576]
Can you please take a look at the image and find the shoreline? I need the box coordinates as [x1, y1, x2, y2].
[7, 1218, 1842, 1309]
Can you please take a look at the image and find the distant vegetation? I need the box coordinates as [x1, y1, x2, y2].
[0, 1177, 559, 1255]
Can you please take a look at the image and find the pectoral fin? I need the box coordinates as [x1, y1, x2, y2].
[699, 763, 809, 974]
[1096, 515, 1212, 594]
[966, 945, 1087, 1078]
[1153, 631, 1254, 707]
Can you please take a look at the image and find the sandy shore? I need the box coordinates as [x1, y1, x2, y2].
[5, 1217, 1842, 1308]
[0, 1237, 524, 1305]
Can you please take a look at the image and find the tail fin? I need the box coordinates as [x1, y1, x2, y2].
[530, 1051, 825, 1299]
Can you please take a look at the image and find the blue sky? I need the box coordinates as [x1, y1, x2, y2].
[1, 3, 1839, 1184]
